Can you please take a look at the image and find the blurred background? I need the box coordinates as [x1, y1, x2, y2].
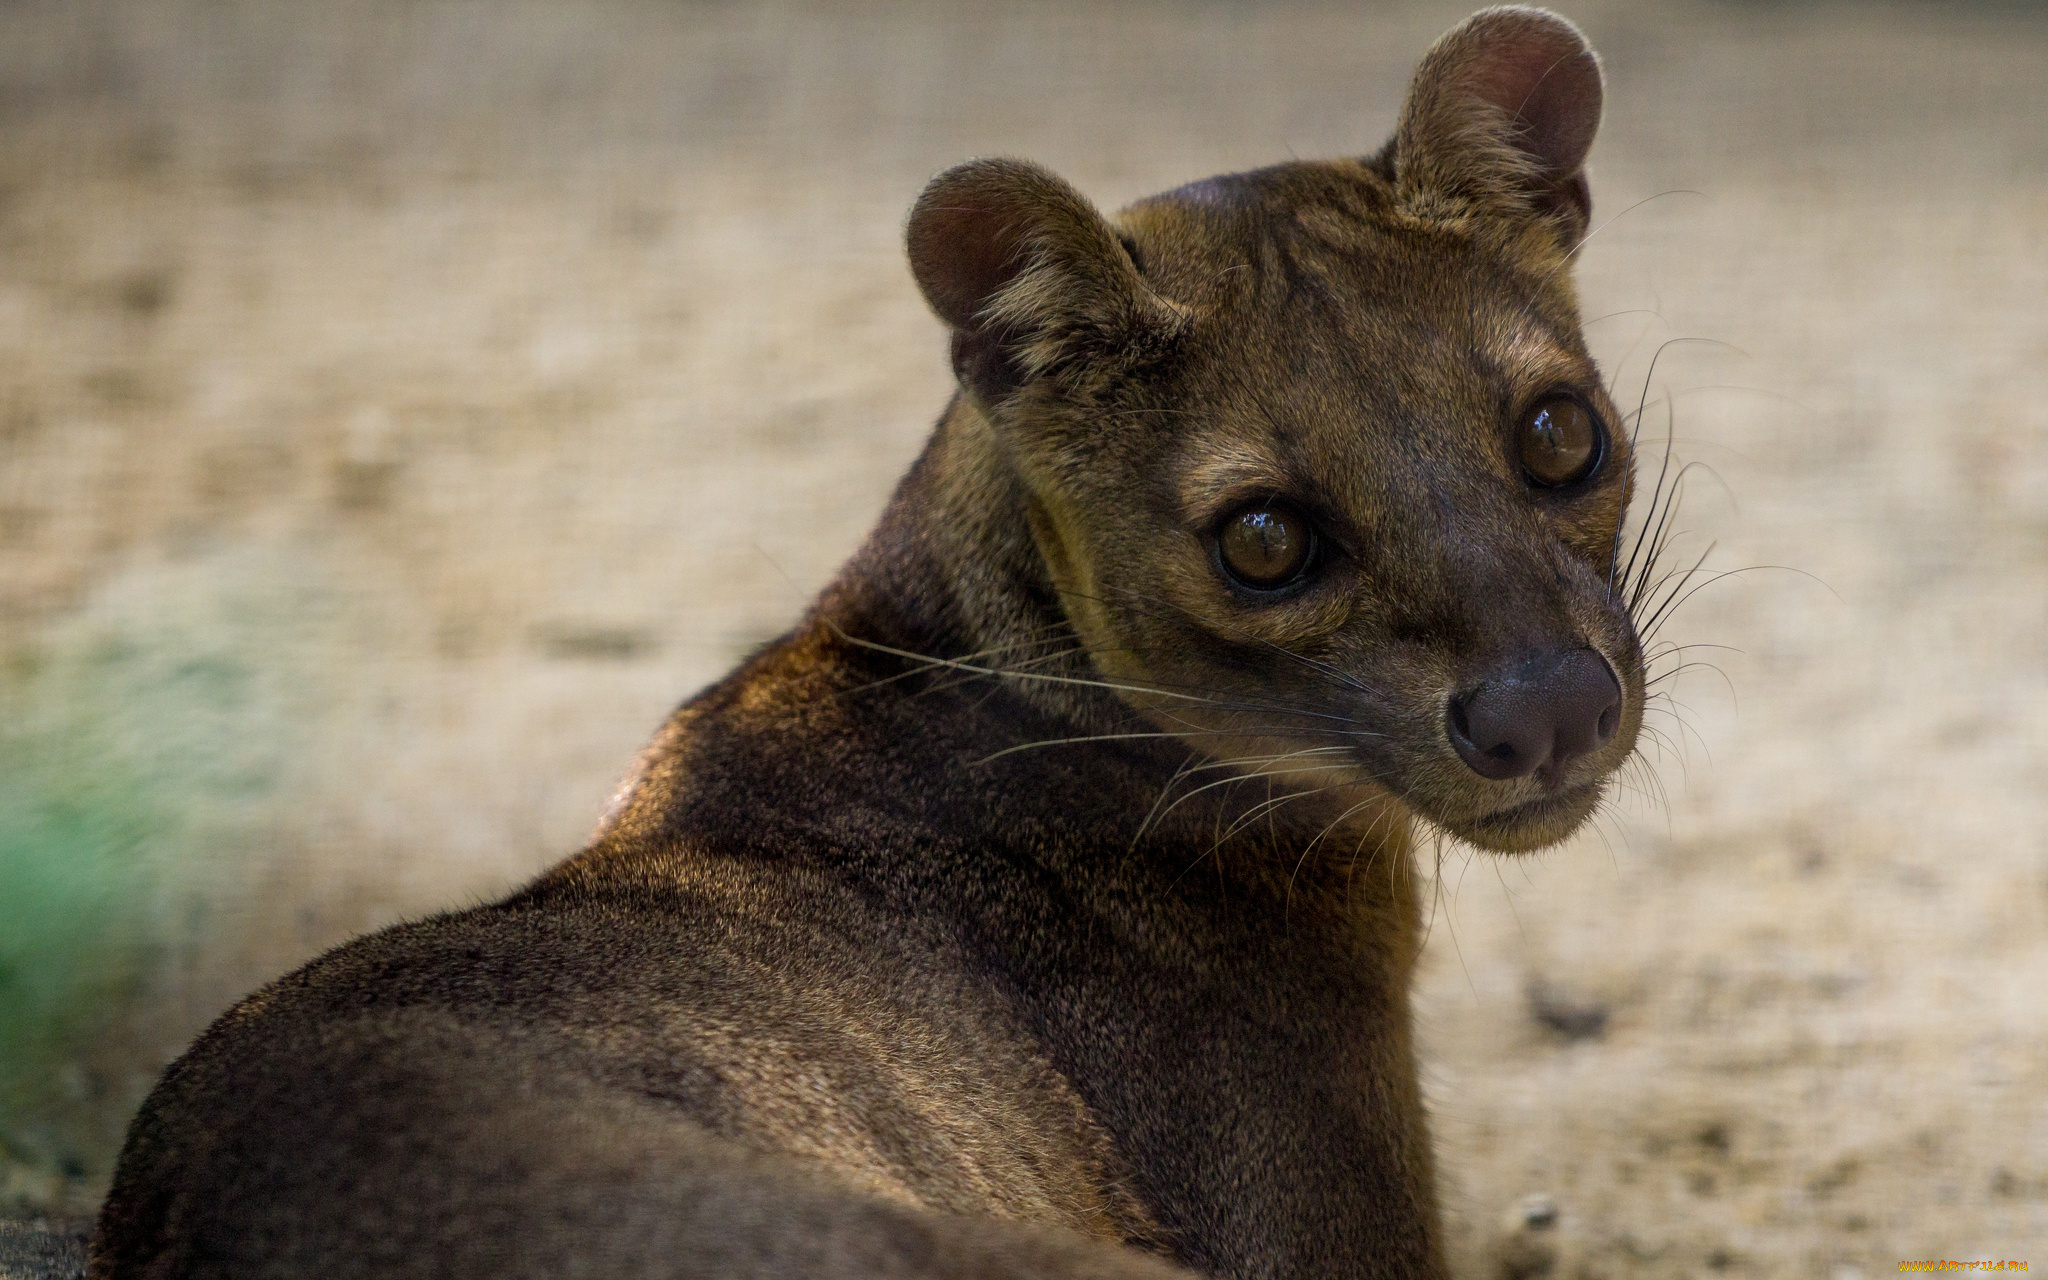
[0, 0, 2043, 1274]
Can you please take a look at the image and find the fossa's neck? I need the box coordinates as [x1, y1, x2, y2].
[818, 394, 1125, 731]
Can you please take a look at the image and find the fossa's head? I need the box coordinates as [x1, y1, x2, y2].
[906, 7, 1641, 853]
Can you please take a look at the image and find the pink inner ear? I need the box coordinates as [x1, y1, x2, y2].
[1460, 27, 1602, 179]
[907, 194, 1033, 332]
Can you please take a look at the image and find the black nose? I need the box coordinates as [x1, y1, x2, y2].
[1447, 648, 1622, 782]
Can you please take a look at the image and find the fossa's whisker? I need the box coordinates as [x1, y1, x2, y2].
[823, 619, 1373, 728]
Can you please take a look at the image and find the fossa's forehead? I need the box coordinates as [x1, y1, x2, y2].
[1117, 163, 1597, 497]
[1163, 268, 1590, 428]
[1125, 168, 1578, 356]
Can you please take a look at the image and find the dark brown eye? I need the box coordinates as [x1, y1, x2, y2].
[1518, 396, 1603, 487]
[1218, 504, 1313, 590]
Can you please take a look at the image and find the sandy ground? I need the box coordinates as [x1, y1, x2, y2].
[0, 1, 2044, 1275]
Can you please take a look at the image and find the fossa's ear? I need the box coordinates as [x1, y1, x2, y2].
[1394, 6, 1604, 243]
[908, 158, 1180, 407]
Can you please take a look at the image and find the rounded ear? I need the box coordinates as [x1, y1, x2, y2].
[906, 159, 1172, 405]
[907, 159, 1059, 333]
[1395, 6, 1604, 241]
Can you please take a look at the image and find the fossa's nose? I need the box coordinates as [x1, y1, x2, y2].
[1447, 648, 1621, 782]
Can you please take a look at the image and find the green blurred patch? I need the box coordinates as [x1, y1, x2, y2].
[0, 551, 325, 1213]
[0, 697, 165, 1210]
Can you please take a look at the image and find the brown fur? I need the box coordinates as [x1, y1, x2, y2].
[91, 9, 1639, 1279]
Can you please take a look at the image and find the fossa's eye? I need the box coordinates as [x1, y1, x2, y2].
[1217, 504, 1314, 591]
[1518, 395, 1603, 488]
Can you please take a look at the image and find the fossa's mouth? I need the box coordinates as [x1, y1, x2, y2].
[1310, 739, 1617, 854]
[1454, 780, 1606, 852]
